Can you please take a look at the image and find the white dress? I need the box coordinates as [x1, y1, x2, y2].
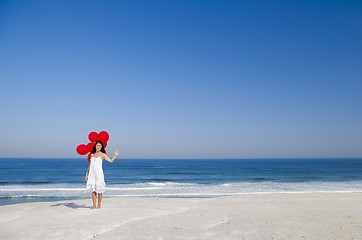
[86, 156, 106, 194]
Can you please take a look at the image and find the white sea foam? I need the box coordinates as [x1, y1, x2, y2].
[2, 181, 362, 199]
[142, 182, 195, 186]
[0, 187, 164, 191]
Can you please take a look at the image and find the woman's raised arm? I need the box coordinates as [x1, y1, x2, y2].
[103, 150, 119, 163]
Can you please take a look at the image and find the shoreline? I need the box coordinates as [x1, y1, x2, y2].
[1, 192, 362, 239]
[2, 190, 362, 207]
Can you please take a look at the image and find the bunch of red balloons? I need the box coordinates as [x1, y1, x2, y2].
[76, 131, 109, 162]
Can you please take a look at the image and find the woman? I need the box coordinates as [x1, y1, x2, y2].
[85, 140, 119, 209]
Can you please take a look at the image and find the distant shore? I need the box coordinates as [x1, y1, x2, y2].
[1, 192, 361, 240]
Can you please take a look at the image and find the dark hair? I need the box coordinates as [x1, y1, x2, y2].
[92, 140, 106, 153]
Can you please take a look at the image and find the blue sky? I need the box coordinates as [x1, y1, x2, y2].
[0, 0, 361, 158]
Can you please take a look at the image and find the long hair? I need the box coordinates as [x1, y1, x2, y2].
[92, 140, 106, 153]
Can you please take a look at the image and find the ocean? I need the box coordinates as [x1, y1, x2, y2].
[1, 158, 362, 206]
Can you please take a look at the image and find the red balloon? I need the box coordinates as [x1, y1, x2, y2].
[101, 140, 107, 148]
[87, 142, 94, 153]
[76, 144, 88, 155]
[98, 131, 109, 143]
[88, 132, 99, 142]
[87, 153, 92, 162]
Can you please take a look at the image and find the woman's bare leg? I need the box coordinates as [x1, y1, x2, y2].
[97, 193, 102, 208]
[91, 192, 97, 209]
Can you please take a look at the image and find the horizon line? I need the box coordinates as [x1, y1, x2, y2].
[0, 157, 361, 160]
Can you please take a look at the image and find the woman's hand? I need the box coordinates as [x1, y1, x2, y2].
[115, 150, 119, 155]
[85, 176, 88, 181]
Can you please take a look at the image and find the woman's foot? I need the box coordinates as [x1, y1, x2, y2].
[90, 206, 96, 209]
[96, 205, 101, 209]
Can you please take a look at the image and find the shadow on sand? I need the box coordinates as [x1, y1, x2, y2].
[50, 202, 90, 209]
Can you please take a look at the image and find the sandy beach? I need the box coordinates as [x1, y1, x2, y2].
[0, 192, 361, 240]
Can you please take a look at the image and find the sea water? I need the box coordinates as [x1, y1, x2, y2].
[1, 158, 362, 206]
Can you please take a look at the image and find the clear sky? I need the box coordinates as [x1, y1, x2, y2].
[0, 0, 361, 159]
